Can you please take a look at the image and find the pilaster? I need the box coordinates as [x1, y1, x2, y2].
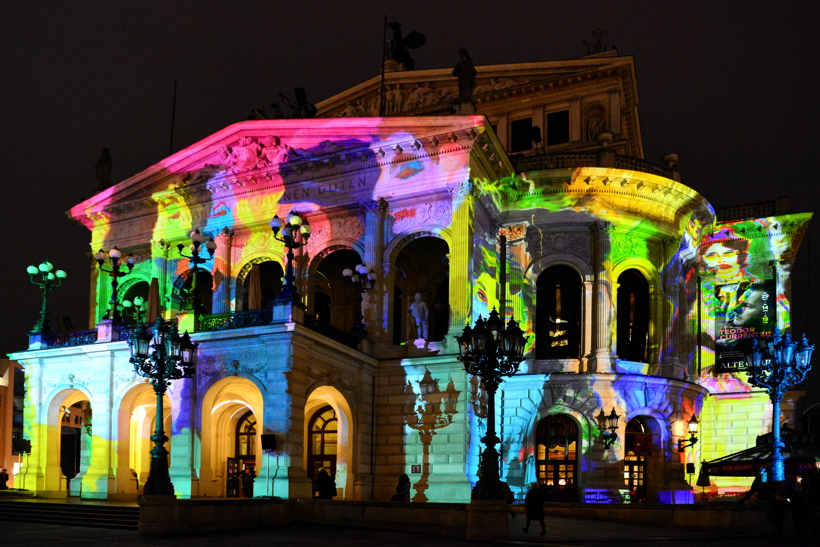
[362, 199, 389, 342]
[212, 228, 234, 314]
[446, 180, 474, 336]
[588, 222, 615, 373]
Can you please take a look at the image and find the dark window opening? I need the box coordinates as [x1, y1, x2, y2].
[510, 117, 534, 152]
[547, 110, 570, 146]
[617, 269, 650, 362]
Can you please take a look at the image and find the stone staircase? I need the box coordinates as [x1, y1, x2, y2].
[0, 499, 139, 530]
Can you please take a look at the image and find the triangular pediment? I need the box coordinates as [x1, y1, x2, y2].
[68, 116, 508, 229]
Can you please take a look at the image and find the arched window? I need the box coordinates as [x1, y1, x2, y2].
[235, 411, 256, 458]
[307, 405, 338, 483]
[535, 414, 578, 497]
[240, 261, 283, 310]
[617, 269, 650, 362]
[536, 266, 582, 359]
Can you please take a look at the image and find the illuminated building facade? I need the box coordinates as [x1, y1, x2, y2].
[10, 51, 810, 502]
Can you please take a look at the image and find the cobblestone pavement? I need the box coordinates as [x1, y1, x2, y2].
[3, 515, 808, 547]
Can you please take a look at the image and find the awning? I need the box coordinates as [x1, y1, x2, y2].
[702, 427, 820, 477]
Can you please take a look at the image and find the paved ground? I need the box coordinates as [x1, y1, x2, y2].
[1, 515, 811, 547]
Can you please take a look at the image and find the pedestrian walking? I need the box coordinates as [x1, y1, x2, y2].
[767, 489, 788, 539]
[521, 482, 546, 535]
[314, 467, 337, 499]
[391, 473, 411, 501]
[0, 468, 8, 490]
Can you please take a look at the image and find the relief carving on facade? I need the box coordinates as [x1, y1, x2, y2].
[196, 355, 266, 388]
[44, 373, 94, 391]
[548, 382, 595, 411]
[304, 365, 358, 406]
[526, 227, 590, 261]
[306, 216, 364, 254]
[499, 223, 527, 241]
[216, 135, 293, 174]
[392, 201, 451, 233]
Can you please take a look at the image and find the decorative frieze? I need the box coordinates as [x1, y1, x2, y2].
[525, 227, 590, 260]
[392, 201, 451, 233]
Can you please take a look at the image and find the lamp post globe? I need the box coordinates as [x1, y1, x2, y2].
[270, 211, 311, 304]
[27, 261, 67, 335]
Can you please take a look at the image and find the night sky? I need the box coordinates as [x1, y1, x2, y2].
[3, 2, 820, 396]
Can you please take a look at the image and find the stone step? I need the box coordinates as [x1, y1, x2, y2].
[0, 499, 139, 530]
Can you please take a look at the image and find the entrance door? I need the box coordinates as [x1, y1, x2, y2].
[307, 405, 337, 497]
[226, 457, 240, 498]
[624, 456, 647, 501]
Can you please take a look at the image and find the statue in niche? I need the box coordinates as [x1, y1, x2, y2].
[279, 88, 317, 118]
[586, 108, 606, 142]
[95, 148, 112, 189]
[386, 22, 426, 71]
[408, 293, 429, 340]
[452, 48, 477, 102]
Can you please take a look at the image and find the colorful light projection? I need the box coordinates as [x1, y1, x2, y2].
[694, 214, 811, 394]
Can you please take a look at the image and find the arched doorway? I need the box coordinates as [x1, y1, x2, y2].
[307, 405, 338, 497]
[392, 236, 450, 343]
[535, 266, 582, 359]
[535, 414, 578, 501]
[199, 377, 263, 498]
[624, 416, 653, 501]
[312, 248, 362, 332]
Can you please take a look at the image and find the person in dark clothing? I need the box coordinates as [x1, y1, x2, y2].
[0, 468, 9, 489]
[521, 482, 546, 535]
[314, 468, 336, 500]
[241, 468, 256, 498]
[767, 489, 788, 539]
[391, 473, 411, 501]
[788, 486, 809, 538]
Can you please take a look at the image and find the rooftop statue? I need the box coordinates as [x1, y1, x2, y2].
[452, 48, 477, 103]
[280, 88, 317, 119]
[386, 22, 426, 71]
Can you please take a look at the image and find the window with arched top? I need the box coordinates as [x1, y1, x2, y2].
[235, 411, 256, 458]
[617, 269, 650, 362]
[307, 405, 338, 482]
[535, 414, 578, 495]
[624, 416, 652, 501]
[536, 266, 582, 360]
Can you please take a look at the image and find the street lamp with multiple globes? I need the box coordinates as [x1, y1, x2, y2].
[122, 295, 146, 324]
[342, 263, 376, 340]
[457, 308, 527, 499]
[596, 408, 621, 450]
[95, 247, 135, 321]
[744, 328, 813, 486]
[27, 261, 67, 334]
[177, 229, 217, 313]
[270, 211, 311, 303]
[128, 317, 198, 496]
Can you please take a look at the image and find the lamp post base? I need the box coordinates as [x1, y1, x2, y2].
[471, 479, 511, 501]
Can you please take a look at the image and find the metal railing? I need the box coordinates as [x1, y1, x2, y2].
[42, 329, 98, 348]
[522, 153, 671, 178]
[199, 309, 274, 332]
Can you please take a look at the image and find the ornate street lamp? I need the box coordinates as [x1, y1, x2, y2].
[27, 261, 67, 335]
[597, 407, 621, 450]
[457, 308, 527, 499]
[95, 247, 135, 321]
[342, 263, 376, 340]
[677, 414, 699, 453]
[177, 229, 216, 313]
[122, 295, 146, 324]
[270, 211, 311, 303]
[744, 328, 813, 485]
[128, 317, 198, 496]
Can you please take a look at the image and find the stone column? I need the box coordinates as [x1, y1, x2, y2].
[150, 239, 170, 318]
[659, 237, 685, 379]
[362, 198, 389, 341]
[168, 377, 198, 498]
[212, 228, 234, 314]
[447, 180, 475, 337]
[588, 222, 615, 373]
